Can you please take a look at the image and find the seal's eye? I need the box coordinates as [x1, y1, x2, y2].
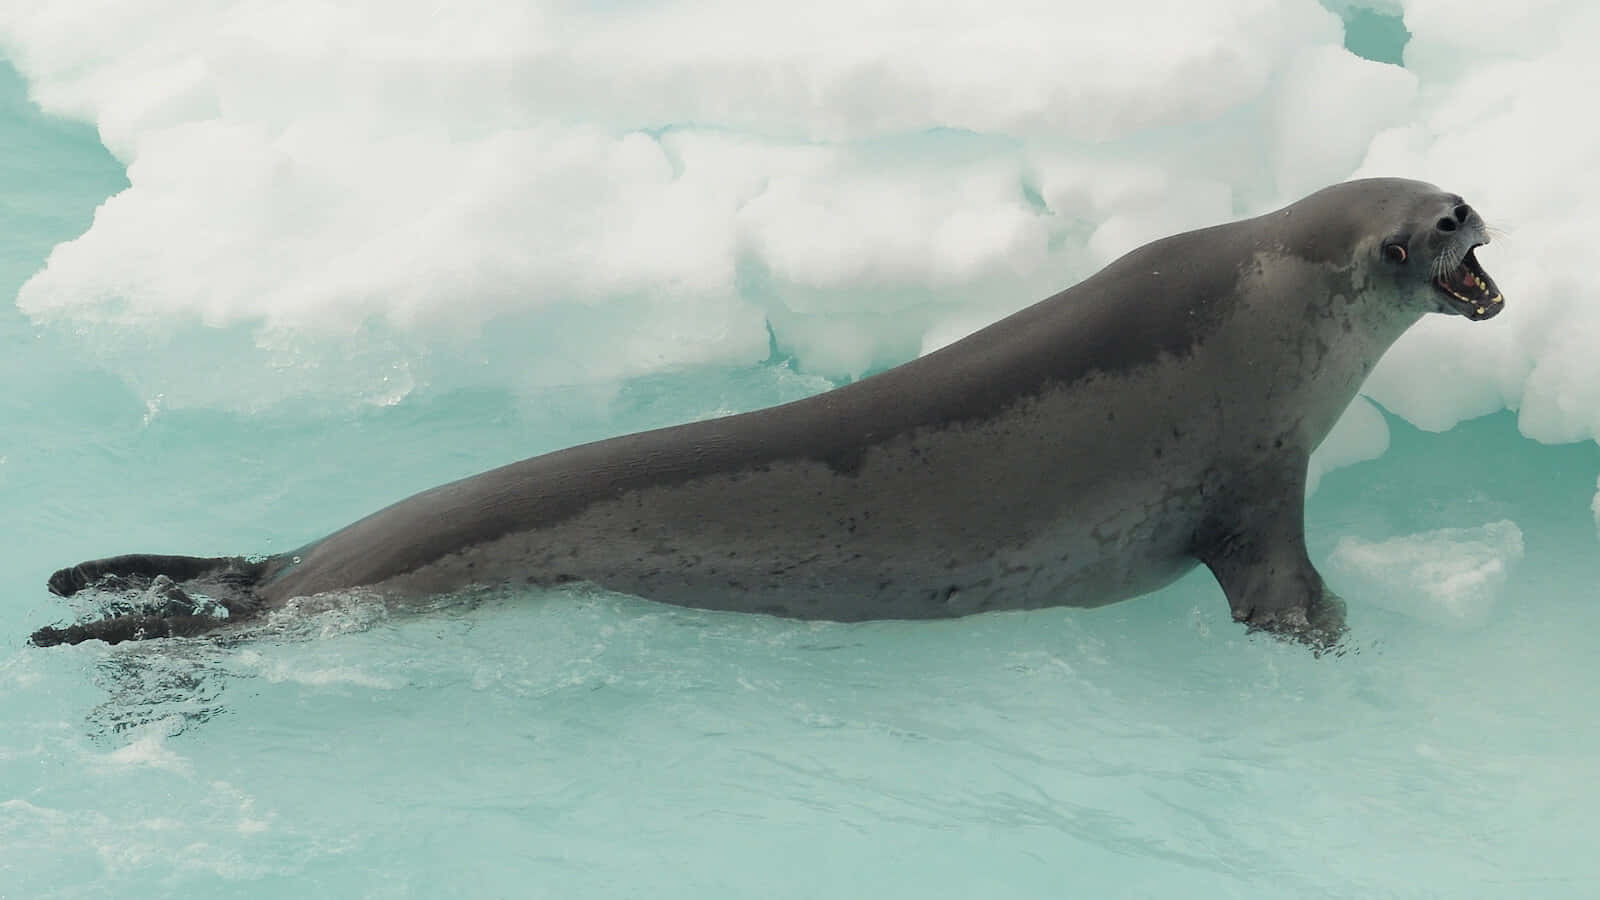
[1383, 242, 1408, 264]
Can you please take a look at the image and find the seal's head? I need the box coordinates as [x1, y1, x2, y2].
[1355, 178, 1505, 321]
[1374, 182, 1503, 321]
[1287, 178, 1505, 322]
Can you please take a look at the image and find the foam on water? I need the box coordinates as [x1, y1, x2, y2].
[4, 4, 1600, 896]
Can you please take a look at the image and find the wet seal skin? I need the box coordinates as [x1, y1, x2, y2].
[32, 179, 1503, 652]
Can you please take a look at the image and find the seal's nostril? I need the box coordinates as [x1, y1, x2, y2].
[1454, 203, 1472, 223]
[1437, 217, 1458, 232]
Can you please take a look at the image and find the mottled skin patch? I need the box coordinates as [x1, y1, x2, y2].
[34, 178, 1502, 648]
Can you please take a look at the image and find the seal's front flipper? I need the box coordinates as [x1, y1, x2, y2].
[1198, 525, 1347, 652]
[34, 553, 268, 648]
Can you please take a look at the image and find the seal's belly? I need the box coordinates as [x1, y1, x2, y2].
[382, 378, 1219, 620]
[534, 513, 1202, 621]
[390, 461, 1208, 621]
[594, 545, 1202, 621]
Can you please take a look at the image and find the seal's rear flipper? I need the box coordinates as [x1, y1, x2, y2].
[31, 613, 225, 647]
[47, 554, 264, 598]
[34, 554, 270, 647]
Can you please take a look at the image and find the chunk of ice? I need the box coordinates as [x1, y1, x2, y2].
[1326, 520, 1524, 627]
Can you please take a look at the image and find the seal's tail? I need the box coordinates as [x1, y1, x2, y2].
[33, 554, 270, 647]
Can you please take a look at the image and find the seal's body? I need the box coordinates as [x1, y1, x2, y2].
[35, 178, 1504, 647]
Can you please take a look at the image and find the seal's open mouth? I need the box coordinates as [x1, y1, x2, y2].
[1434, 245, 1503, 320]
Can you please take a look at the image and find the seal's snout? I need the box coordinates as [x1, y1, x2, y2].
[1425, 196, 1502, 321]
[1435, 203, 1481, 235]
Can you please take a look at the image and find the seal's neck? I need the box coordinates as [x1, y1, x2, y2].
[1296, 284, 1425, 449]
[1230, 252, 1425, 453]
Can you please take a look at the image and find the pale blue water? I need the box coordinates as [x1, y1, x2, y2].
[3, 55, 1599, 899]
